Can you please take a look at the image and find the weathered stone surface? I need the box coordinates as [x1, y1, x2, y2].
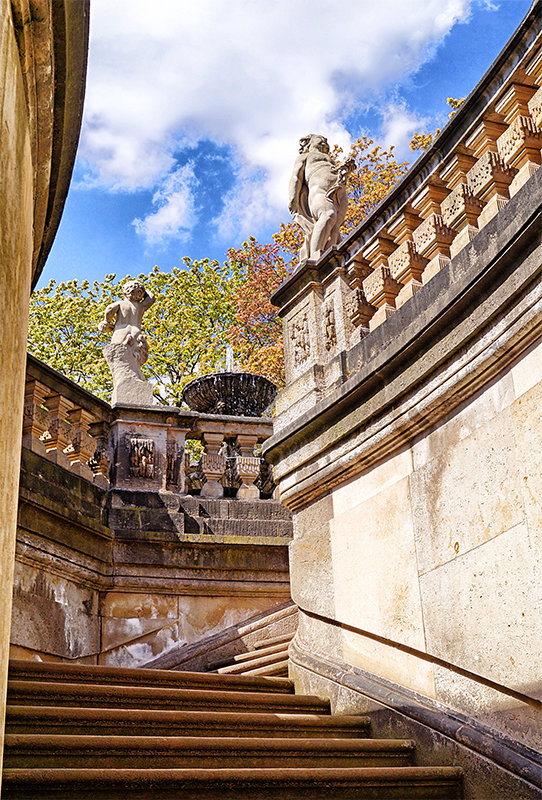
[420, 522, 541, 687]
[410, 410, 523, 575]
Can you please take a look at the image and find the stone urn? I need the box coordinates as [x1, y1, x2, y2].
[182, 373, 277, 417]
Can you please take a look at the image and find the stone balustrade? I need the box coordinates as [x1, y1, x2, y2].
[272, 28, 542, 428]
[23, 354, 275, 499]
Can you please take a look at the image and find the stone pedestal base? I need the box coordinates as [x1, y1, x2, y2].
[509, 161, 539, 197]
[450, 225, 479, 259]
[422, 254, 450, 284]
[104, 343, 154, 407]
[237, 483, 260, 500]
[478, 194, 508, 229]
[368, 304, 396, 331]
[396, 280, 422, 309]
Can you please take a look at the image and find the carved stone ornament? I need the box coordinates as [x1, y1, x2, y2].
[412, 213, 455, 258]
[324, 303, 337, 351]
[362, 266, 402, 308]
[129, 437, 155, 479]
[528, 86, 542, 128]
[291, 313, 311, 367]
[346, 288, 376, 329]
[441, 182, 484, 229]
[466, 151, 516, 199]
[497, 115, 542, 168]
[388, 240, 428, 284]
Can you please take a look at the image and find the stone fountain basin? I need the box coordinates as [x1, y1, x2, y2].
[182, 372, 277, 417]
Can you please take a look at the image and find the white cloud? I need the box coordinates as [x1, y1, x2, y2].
[81, 0, 478, 242]
[132, 163, 198, 246]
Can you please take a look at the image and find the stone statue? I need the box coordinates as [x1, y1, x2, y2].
[99, 280, 156, 406]
[288, 134, 355, 262]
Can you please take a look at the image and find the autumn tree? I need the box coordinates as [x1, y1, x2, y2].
[28, 259, 241, 405]
[225, 238, 290, 386]
[410, 97, 465, 151]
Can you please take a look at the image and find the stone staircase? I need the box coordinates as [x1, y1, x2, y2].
[3, 659, 462, 798]
[215, 631, 292, 676]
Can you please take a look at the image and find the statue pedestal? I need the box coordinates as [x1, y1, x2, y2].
[104, 343, 154, 407]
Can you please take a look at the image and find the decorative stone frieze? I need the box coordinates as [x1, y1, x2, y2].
[323, 303, 337, 351]
[388, 240, 428, 308]
[362, 232, 396, 270]
[362, 267, 402, 330]
[129, 437, 155, 479]
[412, 214, 455, 283]
[494, 82, 537, 124]
[497, 114, 542, 195]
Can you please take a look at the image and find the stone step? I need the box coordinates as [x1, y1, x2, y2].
[6, 706, 371, 738]
[1, 766, 463, 799]
[7, 680, 328, 714]
[253, 632, 294, 649]
[217, 650, 289, 675]
[239, 658, 289, 676]
[233, 642, 289, 661]
[8, 659, 293, 694]
[4, 734, 416, 769]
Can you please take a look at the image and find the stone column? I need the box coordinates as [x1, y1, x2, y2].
[496, 83, 542, 197]
[200, 432, 226, 498]
[235, 434, 261, 500]
[22, 379, 50, 455]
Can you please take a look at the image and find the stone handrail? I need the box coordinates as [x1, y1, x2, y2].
[271, 7, 542, 427]
[23, 353, 275, 498]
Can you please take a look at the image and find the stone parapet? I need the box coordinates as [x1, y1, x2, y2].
[271, 10, 542, 426]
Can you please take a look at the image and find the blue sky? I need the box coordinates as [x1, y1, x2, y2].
[39, 0, 533, 289]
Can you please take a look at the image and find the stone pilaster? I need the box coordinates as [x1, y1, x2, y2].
[88, 421, 112, 489]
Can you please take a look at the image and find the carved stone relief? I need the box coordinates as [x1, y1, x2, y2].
[129, 437, 155, 479]
[324, 303, 337, 351]
[291, 313, 310, 367]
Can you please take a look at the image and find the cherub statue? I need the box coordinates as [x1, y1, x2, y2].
[99, 280, 155, 366]
[288, 134, 355, 262]
[99, 280, 156, 405]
